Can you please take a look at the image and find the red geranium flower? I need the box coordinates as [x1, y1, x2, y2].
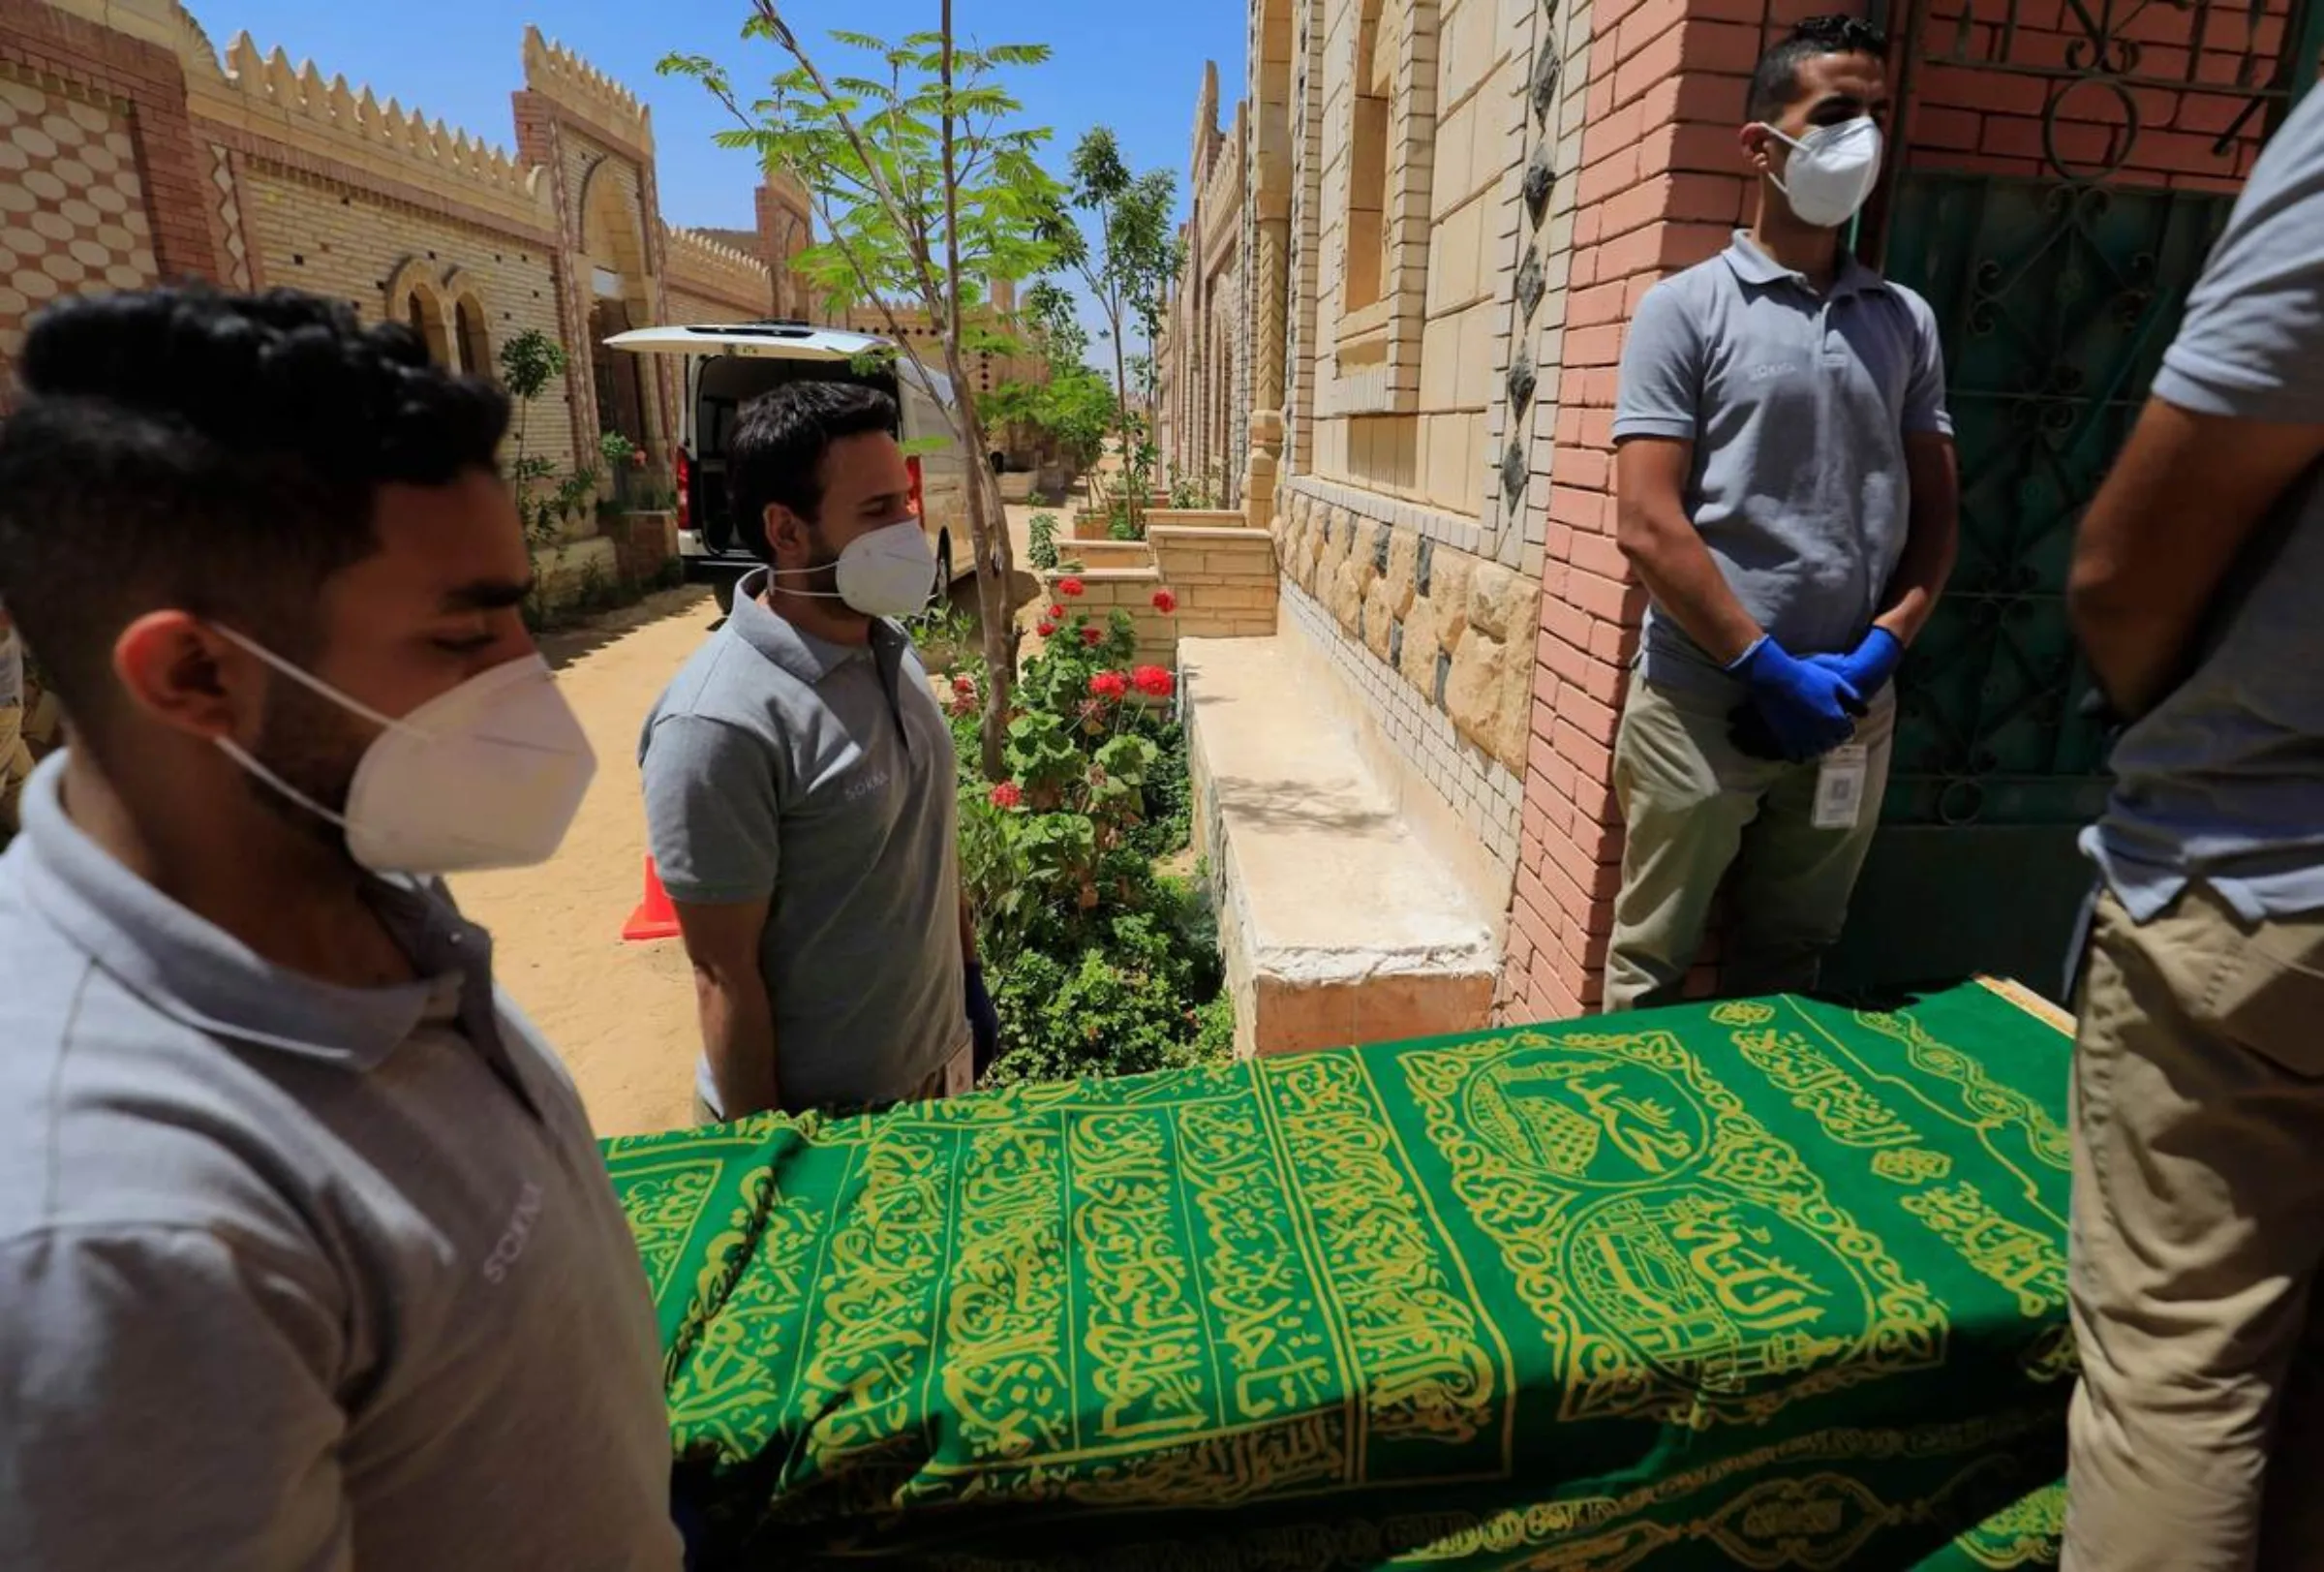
[1088, 670, 1130, 700]
[1151, 589, 1177, 614]
[951, 673, 976, 694]
[1132, 664, 1176, 699]
[1079, 625, 1105, 647]
[1036, 620, 1058, 638]
[989, 782, 1024, 810]
[1058, 576, 1086, 598]
[1048, 603, 1067, 621]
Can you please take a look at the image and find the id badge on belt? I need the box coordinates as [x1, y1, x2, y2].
[1813, 745, 1871, 830]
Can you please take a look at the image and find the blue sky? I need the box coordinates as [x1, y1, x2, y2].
[183, 1, 1246, 353]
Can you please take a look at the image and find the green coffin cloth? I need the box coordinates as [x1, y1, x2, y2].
[605, 980, 2079, 1568]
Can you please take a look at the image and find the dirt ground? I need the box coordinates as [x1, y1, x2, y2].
[453, 507, 1046, 1138]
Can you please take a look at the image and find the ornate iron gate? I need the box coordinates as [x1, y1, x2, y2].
[1824, 0, 2323, 998]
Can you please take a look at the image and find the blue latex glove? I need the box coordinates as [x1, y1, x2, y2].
[965, 960, 1001, 1078]
[1726, 635, 1862, 763]
[1805, 626, 1904, 699]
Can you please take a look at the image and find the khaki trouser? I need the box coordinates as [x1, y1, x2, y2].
[2064, 886, 2324, 1571]
[1603, 671, 1894, 1012]
[0, 703, 31, 838]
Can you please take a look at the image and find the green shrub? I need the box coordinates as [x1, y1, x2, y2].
[1027, 511, 1060, 571]
[960, 584, 1225, 1087]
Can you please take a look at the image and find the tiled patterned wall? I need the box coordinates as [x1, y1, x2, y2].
[0, 74, 157, 366]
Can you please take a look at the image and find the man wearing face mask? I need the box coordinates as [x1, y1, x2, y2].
[0, 289, 681, 1567]
[1604, 15, 1959, 1010]
[640, 379, 986, 1122]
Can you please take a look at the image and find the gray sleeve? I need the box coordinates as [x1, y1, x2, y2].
[1613, 282, 1704, 442]
[1901, 291, 1955, 437]
[0, 1226, 352, 1571]
[2154, 90, 2324, 422]
[640, 712, 781, 906]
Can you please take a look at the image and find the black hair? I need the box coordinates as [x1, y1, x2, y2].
[1747, 15, 1888, 122]
[0, 286, 508, 729]
[726, 380, 900, 562]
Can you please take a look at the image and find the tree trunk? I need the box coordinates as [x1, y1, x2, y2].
[1108, 303, 1138, 534]
[940, 3, 1017, 783]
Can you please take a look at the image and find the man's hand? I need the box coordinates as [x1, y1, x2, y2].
[1805, 627, 1904, 699]
[1728, 636, 1862, 762]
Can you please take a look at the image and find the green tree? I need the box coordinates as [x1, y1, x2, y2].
[663, 4, 1058, 780]
[1047, 129, 1181, 532]
[981, 276, 1117, 473]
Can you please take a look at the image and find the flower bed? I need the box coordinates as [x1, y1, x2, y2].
[934, 582, 1229, 1085]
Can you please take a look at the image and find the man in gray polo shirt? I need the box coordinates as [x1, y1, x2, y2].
[2061, 85, 2324, 1571]
[641, 380, 981, 1122]
[1605, 15, 1959, 1009]
[0, 290, 679, 1566]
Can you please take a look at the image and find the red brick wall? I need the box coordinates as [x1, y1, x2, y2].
[1904, 0, 2295, 193]
[1502, 0, 2275, 1020]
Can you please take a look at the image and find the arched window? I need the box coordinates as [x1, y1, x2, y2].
[385, 260, 454, 366]
[453, 294, 492, 378]
[401, 289, 453, 365]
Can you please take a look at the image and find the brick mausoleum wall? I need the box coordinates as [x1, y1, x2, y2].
[0, 0, 780, 515]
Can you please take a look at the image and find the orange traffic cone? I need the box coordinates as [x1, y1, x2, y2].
[622, 856, 681, 942]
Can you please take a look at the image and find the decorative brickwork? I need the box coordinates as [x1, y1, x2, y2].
[0, 0, 812, 458]
[0, 72, 158, 366]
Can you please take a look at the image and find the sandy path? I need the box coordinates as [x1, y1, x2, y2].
[457, 507, 1046, 1138]
[451, 586, 718, 1138]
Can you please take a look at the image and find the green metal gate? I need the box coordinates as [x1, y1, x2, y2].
[1823, 0, 2323, 999]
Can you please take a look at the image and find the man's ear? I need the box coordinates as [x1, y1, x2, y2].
[1739, 122, 1777, 176]
[758, 504, 799, 563]
[110, 612, 254, 744]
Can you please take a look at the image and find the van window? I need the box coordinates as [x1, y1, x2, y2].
[689, 357, 902, 555]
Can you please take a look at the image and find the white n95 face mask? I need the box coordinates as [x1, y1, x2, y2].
[212, 627, 597, 876]
[1761, 115, 1883, 229]
[771, 518, 936, 620]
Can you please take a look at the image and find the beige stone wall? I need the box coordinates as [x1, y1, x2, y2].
[842, 300, 1044, 408]
[664, 225, 770, 321]
[1149, 518, 1278, 638]
[1162, 63, 1253, 506]
[1272, 485, 1529, 865]
[235, 165, 576, 474]
[1305, 0, 1541, 547]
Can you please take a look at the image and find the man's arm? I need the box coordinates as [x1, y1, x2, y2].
[2069, 401, 2323, 718]
[1614, 436, 1763, 664]
[2, 1227, 352, 1568]
[2071, 99, 2324, 718]
[671, 897, 780, 1117]
[958, 889, 978, 964]
[1873, 432, 1960, 648]
[1611, 283, 1762, 663]
[640, 712, 784, 1116]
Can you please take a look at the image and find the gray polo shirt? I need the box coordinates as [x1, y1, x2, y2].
[639, 569, 964, 1117]
[0, 756, 680, 1570]
[1614, 231, 1953, 693]
[2087, 87, 2324, 923]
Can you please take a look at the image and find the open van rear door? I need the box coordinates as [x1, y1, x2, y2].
[603, 323, 894, 362]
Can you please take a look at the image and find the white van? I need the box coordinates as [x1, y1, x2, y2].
[606, 321, 970, 613]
